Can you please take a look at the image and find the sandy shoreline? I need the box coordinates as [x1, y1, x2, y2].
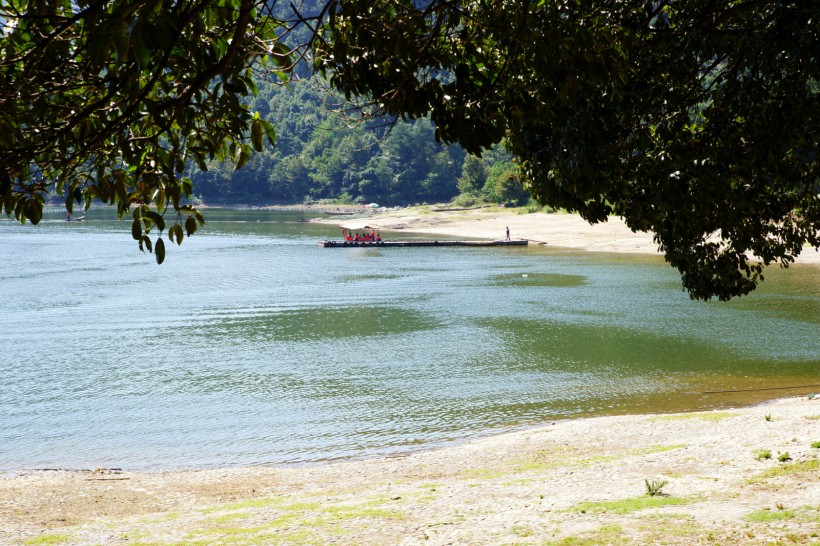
[2, 397, 819, 545]
[313, 205, 820, 265]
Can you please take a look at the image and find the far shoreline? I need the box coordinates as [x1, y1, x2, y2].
[300, 202, 820, 265]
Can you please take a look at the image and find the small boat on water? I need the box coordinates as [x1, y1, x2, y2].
[319, 223, 528, 248]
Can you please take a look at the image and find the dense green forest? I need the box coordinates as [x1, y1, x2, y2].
[184, 0, 528, 207]
[189, 75, 529, 207]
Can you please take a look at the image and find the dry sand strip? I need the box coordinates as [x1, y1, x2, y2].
[2, 396, 819, 545]
[315, 207, 820, 264]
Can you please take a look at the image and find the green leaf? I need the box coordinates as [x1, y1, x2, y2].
[185, 216, 198, 237]
[155, 237, 166, 264]
[25, 199, 43, 225]
[144, 210, 165, 233]
[139, 234, 152, 253]
[251, 118, 264, 152]
[260, 119, 276, 146]
[223, 79, 247, 94]
[234, 143, 252, 171]
[193, 152, 209, 172]
[131, 218, 142, 240]
[245, 75, 258, 97]
[170, 223, 184, 245]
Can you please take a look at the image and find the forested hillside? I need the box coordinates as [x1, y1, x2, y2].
[189, 75, 528, 207]
[185, 0, 527, 207]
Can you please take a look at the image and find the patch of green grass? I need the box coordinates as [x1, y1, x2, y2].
[189, 523, 270, 538]
[508, 446, 634, 474]
[400, 489, 437, 504]
[510, 459, 559, 473]
[322, 503, 406, 521]
[23, 535, 71, 545]
[280, 501, 324, 512]
[803, 415, 820, 420]
[796, 504, 820, 524]
[758, 458, 819, 478]
[650, 411, 738, 422]
[778, 452, 792, 462]
[755, 449, 772, 460]
[204, 496, 320, 514]
[631, 444, 687, 456]
[187, 495, 406, 546]
[504, 444, 685, 478]
[185, 522, 328, 546]
[511, 524, 533, 537]
[744, 508, 797, 523]
[544, 524, 629, 545]
[810, 441, 820, 449]
[571, 495, 688, 515]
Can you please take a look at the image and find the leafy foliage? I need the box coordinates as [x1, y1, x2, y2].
[315, 0, 820, 300]
[644, 479, 669, 497]
[0, 0, 291, 259]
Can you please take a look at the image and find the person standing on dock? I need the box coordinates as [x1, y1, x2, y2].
[505, 226, 510, 241]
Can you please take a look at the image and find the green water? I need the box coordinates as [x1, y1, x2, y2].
[1, 208, 817, 470]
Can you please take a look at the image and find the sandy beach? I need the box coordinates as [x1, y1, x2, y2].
[316, 205, 820, 264]
[2, 397, 819, 545]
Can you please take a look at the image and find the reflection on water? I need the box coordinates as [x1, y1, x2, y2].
[1, 209, 818, 471]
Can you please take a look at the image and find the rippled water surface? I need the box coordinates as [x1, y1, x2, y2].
[1, 209, 818, 471]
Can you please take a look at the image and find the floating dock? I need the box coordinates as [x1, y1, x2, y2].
[319, 240, 528, 248]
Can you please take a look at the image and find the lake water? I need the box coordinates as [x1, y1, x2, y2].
[1, 209, 818, 471]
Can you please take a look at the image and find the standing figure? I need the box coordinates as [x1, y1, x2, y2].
[505, 226, 510, 241]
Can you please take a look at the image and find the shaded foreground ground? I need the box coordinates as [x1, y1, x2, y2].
[2, 397, 819, 545]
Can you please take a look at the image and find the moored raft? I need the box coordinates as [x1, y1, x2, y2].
[318, 239, 528, 248]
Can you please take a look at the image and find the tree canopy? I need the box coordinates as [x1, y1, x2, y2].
[315, 0, 819, 300]
[2, 0, 818, 299]
[0, 0, 292, 258]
